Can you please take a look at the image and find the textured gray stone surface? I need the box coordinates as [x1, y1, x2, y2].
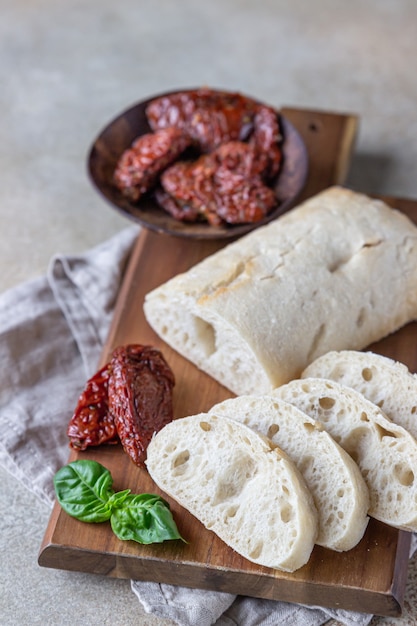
[1, 1, 417, 624]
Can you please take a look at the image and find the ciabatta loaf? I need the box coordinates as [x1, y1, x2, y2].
[146, 413, 318, 571]
[273, 378, 417, 531]
[210, 395, 369, 551]
[302, 350, 417, 439]
[144, 187, 417, 395]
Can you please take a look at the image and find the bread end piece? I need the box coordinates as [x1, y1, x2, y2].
[144, 186, 417, 395]
[146, 413, 318, 572]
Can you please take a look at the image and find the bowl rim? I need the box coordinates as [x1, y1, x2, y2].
[87, 87, 309, 240]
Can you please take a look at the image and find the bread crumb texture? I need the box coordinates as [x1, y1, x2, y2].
[146, 413, 318, 571]
[210, 395, 369, 551]
[274, 377, 417, 532]
[144, 187, 417, 395]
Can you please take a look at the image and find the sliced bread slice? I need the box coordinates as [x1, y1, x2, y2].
[146, 413, 318, 571]
[302, 350, 417, 440]
[210, 395, 369, 551]
[273, 378, 417, 532]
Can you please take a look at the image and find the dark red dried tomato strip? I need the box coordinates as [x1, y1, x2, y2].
[159, 153, 222, 225]
[214, 176, 277, 224]
[154, 188, 202, 223]
[67, 363, 118, 450]
[213, 141, 277, 223]
[160, 141, 276, 225]
[214, 140, 270, 179]
[250, 105, 283, 180]
[146, 88, 259, 152]
[108, 345, 175, 467]
[113, 126, 191, 201]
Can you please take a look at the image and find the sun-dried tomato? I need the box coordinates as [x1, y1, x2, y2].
[159, 152, 221, 225]
[159, 141, 277, 225]
[114, 88, 283, 225]
[249, 104, 283, 179]
[146, 88, 258, 152]
[154, 188, 203, 223]
[113, 127, 191, 201]
[67, 363, 117, 450]
[108, 345, 175, 467]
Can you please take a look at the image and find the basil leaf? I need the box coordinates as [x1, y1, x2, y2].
[54, 461, 186, 546]
[54, 460, 115, 522]
[110, 493, 185, 544]
[107, 488, 131, 509]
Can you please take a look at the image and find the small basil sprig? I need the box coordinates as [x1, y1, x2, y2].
[54, 459, 185, 545]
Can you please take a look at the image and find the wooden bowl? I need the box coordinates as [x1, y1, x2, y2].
[87, 89, 309, 240]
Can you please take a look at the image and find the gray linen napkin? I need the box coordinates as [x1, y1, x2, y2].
[0, 225, 390, 626]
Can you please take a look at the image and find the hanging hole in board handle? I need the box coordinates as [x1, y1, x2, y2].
[308, 120, 323, 132]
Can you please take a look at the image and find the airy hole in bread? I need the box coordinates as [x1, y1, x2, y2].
[172, 449, 190, 476]
[380, 475, 389, 490]
[199, 421, 212, 432]
[361, 367, 373, 382]
[249, 542, 264, 560]
[225, 505, 238, 518]
[341, 427, 370, 461]
[188, 316, 217, 357]
[325, 512, 335, 527]
[267, 423, 279, 438]
[318, 396, 336, 410]
[374, 423, 399, 441]
[302, 422, 316, 433]
[298, 455, 314, 474]
[280, 504, 293, 523]
[212, 455, 257, 505]
[393, 464, 415, 487]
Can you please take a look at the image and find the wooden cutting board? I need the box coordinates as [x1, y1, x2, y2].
[39, 107, 414, 617]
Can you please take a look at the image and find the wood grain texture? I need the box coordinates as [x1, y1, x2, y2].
[39, 108, 414, 617]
